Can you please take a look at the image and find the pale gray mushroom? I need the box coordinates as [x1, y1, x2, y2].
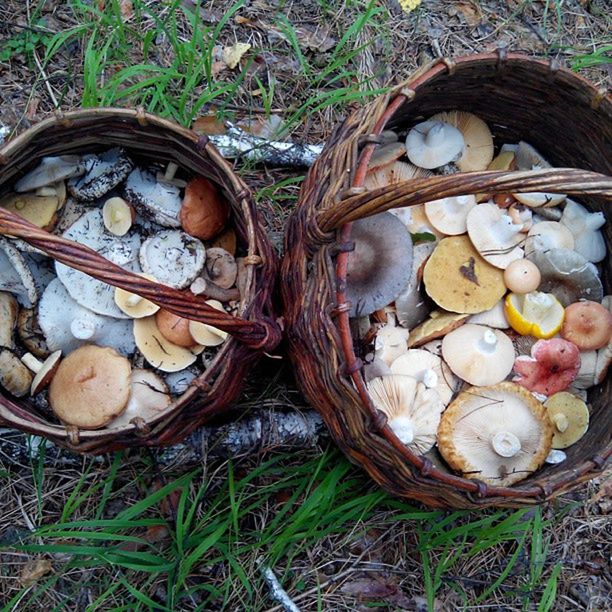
[56, 209, 141, 318]
[15, 156, 85, 192]
[54, 198, 89, 234]
[524, 221, 574, 256]
[39, 278, 135, 355]
[0, 292, 18, 349]
[139, 230, 206, 290]
[559, 199, 606, 263]
[67, 148, 133, 201]
[165, 367, 199, 395]
[0, 349, 33, 397]
[124, 168, 182, 227]
[405, 121, 465, 169]
[0, 238, 39, 307]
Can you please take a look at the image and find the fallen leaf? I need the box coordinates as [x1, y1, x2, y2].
[192, 115, 227, 135]
[120, 0, 134, 20]
[453, 1, 483, 27]
[237, 115, 283, 139]
[144, 524, 170, 544]
[222, 43, 251, 70]
[340, 575, 413, 607]
[20, 558, 53, 586]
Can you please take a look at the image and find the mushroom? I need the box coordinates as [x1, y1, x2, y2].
[133, 316, 198, 372]
[346, 212, 413, 317]
[17, 307, 49, 357]
[367, 142, 407, 171]
[0, 292, 18, 349]
[39, 278, 135, 356]
[476, 150, 517, 201]
[56, 209, 141, 318]
[527, 248, 603, 306]
[424, 195, 476, 235]
[54, 197, 89, 234]
[423, 235, 506, 314]
[155, 309, 197, 348]
[595, 341, 611, 386]
[524, 221, 574, 256]
[36, 181, 67, 208]
[437, 382, 553, 487]
[390, 349, 459, 406]
[513, 338, 581, 396]
[430, 111, 494, 171]
[466, 203, 525, 269]
[179, 177, 230, 240]
[390, 204, 441, 238]
[165, 367, 199, 395]
[404, 120, 465, 169]
[67, 148, 133, 201]
[442, 324, 515, 386]
[202, 248, 237, 290]
[139, 230, 205, 290]
[188, 299, 229, 347]
[572, 350, 598, 390]
[189, 277, 241, 302]
[0, 192, 60, 230]
[156, 162, 188, 188]
[208, 227, 237, 256]
[21, 350, 62, 395]
[408, 310, 469, 348]
[364, 161, 432, 191]
[560, 300, 612, 350]
[503, 259, 541, 294]
[363, 355, 392, 383]
[545, 449, 567, 464]
[507, 203, 533, 232]
[48, 344, 132, 429]
[114, 274, 160, 319]
[544, 392, 589, 449]
[559, 199, 606, 263]
[108, 369, 172, 429]
[124, 167, 182, 227]
[373, 311, 410, 366]
[368, 375, 444, 453]
[15, 156, 85, 192]
[102, 197, 135, 236]
[0, 238, 39, 307]
[468, 298, 509, 329]
[0, 349, 33, 397]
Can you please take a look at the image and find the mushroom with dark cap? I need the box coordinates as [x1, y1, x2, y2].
[68, 148, 133, 200]
[346, 212, 413, 317]
[0, 349, 33, 397]
[21, 350, 62, 395]
[15, 156, 85, 192]
[17, 308, 49, 357]
[179, 177, 230, 240]
[155, 309, 197, 348]
[405, 120, 465, 169]
[560, 300, 612, 350]
[437, 382, 553, 487]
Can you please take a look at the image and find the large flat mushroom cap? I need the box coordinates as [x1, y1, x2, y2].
[437, 382, 553, 487]
[346, 212, 413, 317]
[15, 156, 85, 192]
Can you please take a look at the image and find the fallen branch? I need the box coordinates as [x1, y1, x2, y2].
[261, 562, 301, 612]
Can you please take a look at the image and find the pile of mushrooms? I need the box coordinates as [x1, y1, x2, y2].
[352, 113, 611, 486]
[0, 151, 243, 430]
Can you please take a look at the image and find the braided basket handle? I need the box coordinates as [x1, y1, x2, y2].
[317, 168, 612, 231]
[0, 209, 280, 350]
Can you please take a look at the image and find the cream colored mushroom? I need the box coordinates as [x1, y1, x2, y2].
[364, 161, 432, 191]
[373, 312, 410, 366]
[114, 274, 161, 318]
[424, 195, 476, 235]
[525, 221, 574, 256]
[544, 392, 589, 449]
[467, 299, 509, 329]
[21, 350, 62, 395]
[188, 299, 229, 347]
[102, 197, 134, 236]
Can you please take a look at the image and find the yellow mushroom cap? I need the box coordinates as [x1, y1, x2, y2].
[544, 392, 590, 449]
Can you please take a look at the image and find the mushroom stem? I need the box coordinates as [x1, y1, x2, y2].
[478, 329, 498, 354]
[389, 416, 414, 445]
[21, 352, 43, 373]
[491, 431, 521, 457]
[552, 413, 569, 433]
[190, 278, 240, 302]
[126, 294, 143, 307]
[164, 162, 179, 181]
[70, 318, 98, 340]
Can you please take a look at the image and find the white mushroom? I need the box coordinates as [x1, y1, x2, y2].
[468, 299, 509, 329]
[424, 195, 476, 235]
[68, 148, 133, 200]
[524, 221, 574, 256]
[15, 156, 85, 192]
[139, 230, 206, 290]
[0, 238, 39, 307]
[373, 312, 409, 366]
[156, 162, 188, 188]
[405, 121, 465, 169]
[559, 199, 606, 263]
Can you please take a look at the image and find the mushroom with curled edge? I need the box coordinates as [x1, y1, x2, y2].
[114, 274, 161, 319]
[544, 392, 590, 449]
[179, 177, 230, 240]
[424, 194, 476, 236]
[21, 350, 62, 395]
[48, 345, 132, 429]
[102, 197, 135, 236]
[408, 310, 470, 348]
[346, 212, 413, 318]
[0, 349, 33, 397]
[0, 238, 39, 307]
[504, 291, 565, 339]
[368, 375, 444, 454]
[364, 161, 432, 192]
[430, 111, 494, 172]
[405, 120, 465, 169]
[373, 311, 410, 366]
[442, 324, 515, 386]
[560, 300, 612, 351]
[68, 148, 133, 201]
[15, 156, 85, 192]
[524, 221, 574, 257]
[560, 199, 606, 263]
[437, 382, 553, 487]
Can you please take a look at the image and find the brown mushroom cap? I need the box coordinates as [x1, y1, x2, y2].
[407, 310, 469, 348]
[423, 236, 506, 314]
[180, 177, 229, 240]
[48, 345, 131, 429]
[203, 248, 237, 290]
[437, 382, 553, 487]
[155, 309, 196, 348]
[560, 301, 612, 351]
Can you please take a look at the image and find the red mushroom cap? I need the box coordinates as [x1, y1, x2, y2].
[513, 338, 581, 396]
[560, 301, 612, 350]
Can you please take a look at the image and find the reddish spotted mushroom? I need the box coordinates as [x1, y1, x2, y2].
[513, 338, 581, 396]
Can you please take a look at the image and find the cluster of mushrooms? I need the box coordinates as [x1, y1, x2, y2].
[350, 111, 611, 487]
[0, 149, 243, 430]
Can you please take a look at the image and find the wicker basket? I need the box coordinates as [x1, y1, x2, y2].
[281, 53, 612, 508]
[0, 108, 281, 453]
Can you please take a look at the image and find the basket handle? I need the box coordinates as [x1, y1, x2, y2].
[0, 209, 280, 351]
[316, 168, 612, 232]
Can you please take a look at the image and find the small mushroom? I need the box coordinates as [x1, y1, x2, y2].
[139, 230, 205, 290]
[21, 350, 62, 395]
[102, 197, 135, 236]
[408, 310, 469, 348]
[524, 221, 574, 256]
[48, 344, 132, 429]
[503, 259, 541, 294]
[466, 203, 524, 269]
[423, 235, 506, 314]
[68, 148, 133, 200]
[559, 199, 606, 263]
[527, 248, 603, 306]
[0, 192, 60, 230]
[17, 307, 49, 357]
[513, 338, 581, 396]
[424, 195, 476, 235]
[0, 349, 33, 397]
[15, 156, 85, 192]
[595, 341, 611, 385]
[545, 449, 567, 464]
[114, 274, 160, 319]
[202, 248, 237, 290]
[364, 161, 432, 191]
[0, 238, 39, 307]
[373, 311, 410, 366]
[390, 349, 459, 406]
[346, 212, 413, 317]
[208, 227, 237, 256]
[124, 167, 182, 227]
[156, 162, 188, 188]
[430, 111, 494, 171]
[179, 177, 230, 240]
[155, 310, 197, 348]
[188, 299, 228, 347]
[368, 375, 444, 453]
[367, 142, 407, 171]
[437, 382, 553, 487]
[133, 316, 198, 372]
[468, 298, 509, 329]
[108, 369, 172, 428]
[560, 300, 612, 350]
[507, 203, 533, 232]
[405, 120, 465, 169]
[0, 292, 18, 349]
[189, 277, 240, 302]
[442, 324, 515, 386]
[544, 392, 589, 449]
